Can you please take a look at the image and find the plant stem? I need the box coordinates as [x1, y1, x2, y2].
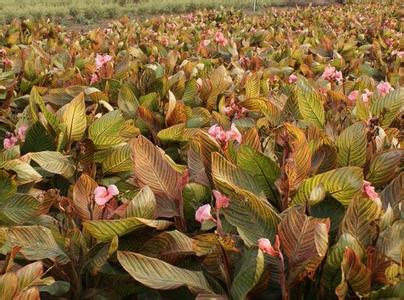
[279, 252, 289, 300]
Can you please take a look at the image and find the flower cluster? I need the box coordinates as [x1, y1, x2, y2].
[3, 125, 28, 150]
[376, 81, 394, 97]
[94, 184, 119, 206]
[347, 89, 373, 104]
[215, 31, 228, 47]
[208, 123, 242, 146]
[321, 65, 343, 84]
[90, 53, 113, 85]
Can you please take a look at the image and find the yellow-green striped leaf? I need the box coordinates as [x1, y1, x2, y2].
[370, 88, 404, 128]
[30, 151, 75, 178]
[8, 226, 70, 264]
[292, 167, 363, 207]
[295, 77, 325, 128]
[336, 122, 367, 167]
[366, 150, 402, 188]
[61, 93, 86, 143]
[117, 251, 213, 294]
[102, 144, 132, 174]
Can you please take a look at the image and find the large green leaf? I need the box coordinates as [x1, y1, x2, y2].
[30, 151, 75, 178]
[335, 248, 371, 299]
[380, 173, 403, 219]
[376, 221, 403, 263]
[118, 84, 139, 118]
[212, 152, 264, 196]
[221, 190, 280, 247]
[292, 167, 363, 206]
[370, 88, 404, 128]
[61, 93, 86, 143]
[339, 196, 382, 247]
[294, 77, 325, 128]
[366, 150, 402, 188]
[1, 159, 42, 184]
[131, 135, 182, 202]
[0, 170, 16, 202]
[0, 194, 40, 225]
[8, 226, 70, 264]
[236, 145, 280, 202]
[140, 230, 196, 259]
[102, 144, 132, 174]
[89, 110, 125, 149]
[31, 87, 60, 131]
[336, 122, 367, 167]
[117, 251, 213, 294]
[21, 121, 55, 154]
[278, 207, 329, 284]
[230, 249, 264, 300]
[321, 233, 364, 290]
[124, 185, 156, 219]
[83, 218, 172, 242]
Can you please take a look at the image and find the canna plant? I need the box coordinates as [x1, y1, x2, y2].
[0, 2, 403, 299]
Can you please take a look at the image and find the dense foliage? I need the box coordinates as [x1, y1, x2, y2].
[0, 2, 403, 299]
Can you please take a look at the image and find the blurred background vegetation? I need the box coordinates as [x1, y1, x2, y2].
[1, 0, 390, 25]
[0, 0, 345, 24]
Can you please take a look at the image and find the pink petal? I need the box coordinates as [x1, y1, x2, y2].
[212, 190, 230, 209]
[258, 238, 277, 256]
[94, 186, 108, 198]
[16, 124, 28, 142]
[195, 204, 213, 223]
[107, 184, 119, 196]
[95, 195, 111, 206]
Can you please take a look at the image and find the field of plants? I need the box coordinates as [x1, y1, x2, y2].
[0, 1, 403, 299]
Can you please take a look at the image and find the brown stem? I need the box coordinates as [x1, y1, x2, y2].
[279, 252, 289, 300]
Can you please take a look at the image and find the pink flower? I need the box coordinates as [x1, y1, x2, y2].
[321, 65, 335, 80]
[362, 180, 378, 200]
[94, 185, 119, 206]
[215, 31, 228, 47]
[226, 124, 242, 144]
[212, 190, 230, 209]
[321, 65, 343, 84]
[161, 37, 169, 47]
[195, 204, 214, 223]
[90, 73, 99, 85]
[334, 71, 343, 83]
[16, 124, 28, 142]
[348, 90, 359, 103]
[362, 181, 382, 208]
[2, 58, 12, 67]
[3, 133, 17, 150]
[201, 39, 210, 48]
[95, 53, 112, 70]
[361, 89, 373, 103]
[288, 74, 298, 83]
[258, 235, 280, 257]
[209, 124, 242, 145]
[0, 49, 6, 57]
[376, 81, 394, 97]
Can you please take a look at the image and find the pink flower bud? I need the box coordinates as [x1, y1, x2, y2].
[195, 204, 213, 223]
[288, 74, 297, 84]
[212, 190, 230, 209]
[258, 235, 280, 257]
